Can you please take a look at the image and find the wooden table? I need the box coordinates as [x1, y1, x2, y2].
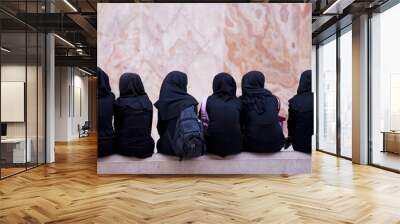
[382, 131, 400, 154]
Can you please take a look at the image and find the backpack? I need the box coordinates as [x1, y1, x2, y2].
[169, 106, 206, 160]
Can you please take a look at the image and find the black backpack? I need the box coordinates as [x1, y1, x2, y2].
[169, 106, 206, 160]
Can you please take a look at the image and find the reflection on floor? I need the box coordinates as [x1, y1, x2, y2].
[373, 150, 400, 171]
[0, 167, 25, 177]
[0, 162, 42, 178]
[0, 136, 400, 223]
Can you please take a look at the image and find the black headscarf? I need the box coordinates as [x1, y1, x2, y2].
[297, 70, 312, 94]
[119, 73, 146, 97]
[97, 67, 113, 97]
[154, 71, 198, 120]
[212, 72, 237, 101]
[116, 72, 152, 111]
[241, 71, 273, 114]
[289, 70, 313, 112]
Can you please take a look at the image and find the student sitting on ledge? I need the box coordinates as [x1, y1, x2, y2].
[97, 67, 115, 158]
[155, 71, 199, 156]
[114, 73, 154, 158]
[240, 71, 284, 153]
[199, 73, 242, 157]
[287, 70, 313, 154]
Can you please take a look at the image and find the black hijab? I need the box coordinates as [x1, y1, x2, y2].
[289, 70, 313, 112]
[241, 71, 273, 114]
[154, 71, 198, 120]
[212, 72, 237, 101]
[116, 73, 152, 111]
[119, 73, 146, 97]
[97, 67, 113, 97]
[297, 70, 312, 94]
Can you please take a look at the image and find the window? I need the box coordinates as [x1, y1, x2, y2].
[370, 3, 400, 171]
[339, 28, 352, 158]
[317, 36, 337, 154]
[0, 1, 46, 179]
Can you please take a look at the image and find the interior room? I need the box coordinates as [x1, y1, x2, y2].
[0, 0, 400, 223]
[0, 10, 46, 178]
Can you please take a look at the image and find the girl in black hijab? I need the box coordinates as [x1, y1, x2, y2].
[97, 67, 115, 158]
[155, 71, 198, 156]
[114, 73, 155, 158]
[240, 71, 284, 153]
[200, 72, 242, 157]
[287, 70, 313, 153]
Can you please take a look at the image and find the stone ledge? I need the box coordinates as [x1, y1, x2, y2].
[98, 150, 311, 175]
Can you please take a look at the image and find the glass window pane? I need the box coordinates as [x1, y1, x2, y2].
[371, 3, 400, 171]
[27, 31, 38, 169]
[26, 0, 40, 169]
[340, 29, 352, 158]
[38, 33, 46, 165]
[1, 31, 27, 177]
[318, 37, 337, 154]
[0, 1, 46, 179]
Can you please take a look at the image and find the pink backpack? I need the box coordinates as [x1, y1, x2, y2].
[200, 96, 209, 129]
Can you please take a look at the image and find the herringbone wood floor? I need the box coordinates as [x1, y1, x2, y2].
[1, 136, 400, 224]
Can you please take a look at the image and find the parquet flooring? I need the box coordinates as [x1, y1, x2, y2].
[1, 135, 400, 223]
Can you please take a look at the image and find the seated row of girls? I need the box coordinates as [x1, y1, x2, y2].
[197, 71, 284, 157]
[97, 69, 154, 158]
[97, 68, 115, 158]
[97, 68, 313, 158]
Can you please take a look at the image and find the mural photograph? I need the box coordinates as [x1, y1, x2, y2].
[97, 3, 312, 174]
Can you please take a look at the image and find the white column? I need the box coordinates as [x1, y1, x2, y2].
[46, 32, 55, 163]
[352, 14, 369, 164]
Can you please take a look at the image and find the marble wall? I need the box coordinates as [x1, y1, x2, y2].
[98, 3, 311, 137]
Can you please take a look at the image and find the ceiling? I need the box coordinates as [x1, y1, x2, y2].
[0, 0, 392, 71]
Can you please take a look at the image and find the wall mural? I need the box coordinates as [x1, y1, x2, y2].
[97, 3, 312, 174]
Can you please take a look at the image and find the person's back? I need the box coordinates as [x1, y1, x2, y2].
[97, 68, 115, 158]
[288, 70, 313, 153]
[240, 71, 284, 153]
[204, 73, 242, 157]
[155, 71, 198, 156]
[206, 97, 242, 157]
[114, 73, 154, 158]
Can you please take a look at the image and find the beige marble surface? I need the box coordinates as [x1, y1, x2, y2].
[98, 3, 311, 137]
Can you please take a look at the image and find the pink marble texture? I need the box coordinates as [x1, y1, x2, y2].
[97, 3, 311, 138]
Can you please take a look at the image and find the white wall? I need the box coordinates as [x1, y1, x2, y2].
[55, 67, 89, 141]
[55, 66, 69, 141]
[1, 63, 46, 164]
[1, 65, 39, 137]
[1, 65, 26, 138]
[71, 72, 89, 138]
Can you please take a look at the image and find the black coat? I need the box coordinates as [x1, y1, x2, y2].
[97, 68, 115, 158]
[240, 71, 284, 153]
[114, 73, 154, 158]
[156, 116, 179, 156]
[288, 70, 313, 153]
[204, 73, 242, 157]
[155, 71, 198, 156]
